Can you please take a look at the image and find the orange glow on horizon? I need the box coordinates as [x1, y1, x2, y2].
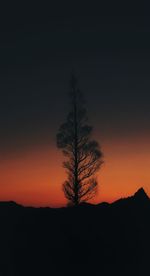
[0, 136, 150, 207]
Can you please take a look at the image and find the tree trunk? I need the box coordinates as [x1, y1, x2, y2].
[73, 88, 79, 205]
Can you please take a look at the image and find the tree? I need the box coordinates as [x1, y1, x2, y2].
[56, 75, 103, 205]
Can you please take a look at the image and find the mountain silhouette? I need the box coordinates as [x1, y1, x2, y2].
[111, 187, 149, 208]
[133, 187, 149, 201]
[0, 188, 149, 276]
[0, 200, 23, 209]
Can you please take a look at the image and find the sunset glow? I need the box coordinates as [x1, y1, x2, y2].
[1, 13, 150, 208]
[1, 134, 150, 207]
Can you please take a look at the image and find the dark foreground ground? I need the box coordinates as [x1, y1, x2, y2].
[0, 188, 149, 276]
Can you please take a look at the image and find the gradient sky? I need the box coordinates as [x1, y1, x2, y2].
[0, 6, 150, 206]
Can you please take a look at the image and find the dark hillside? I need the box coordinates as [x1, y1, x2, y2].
[0, 188, 149, 276]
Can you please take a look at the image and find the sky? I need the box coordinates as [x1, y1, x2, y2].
[0, 5, 150, 206]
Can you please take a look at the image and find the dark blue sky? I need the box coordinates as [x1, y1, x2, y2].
[0, 5, 150, 155]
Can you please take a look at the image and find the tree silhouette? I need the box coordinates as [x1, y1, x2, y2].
[57, 75, 103, 205]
